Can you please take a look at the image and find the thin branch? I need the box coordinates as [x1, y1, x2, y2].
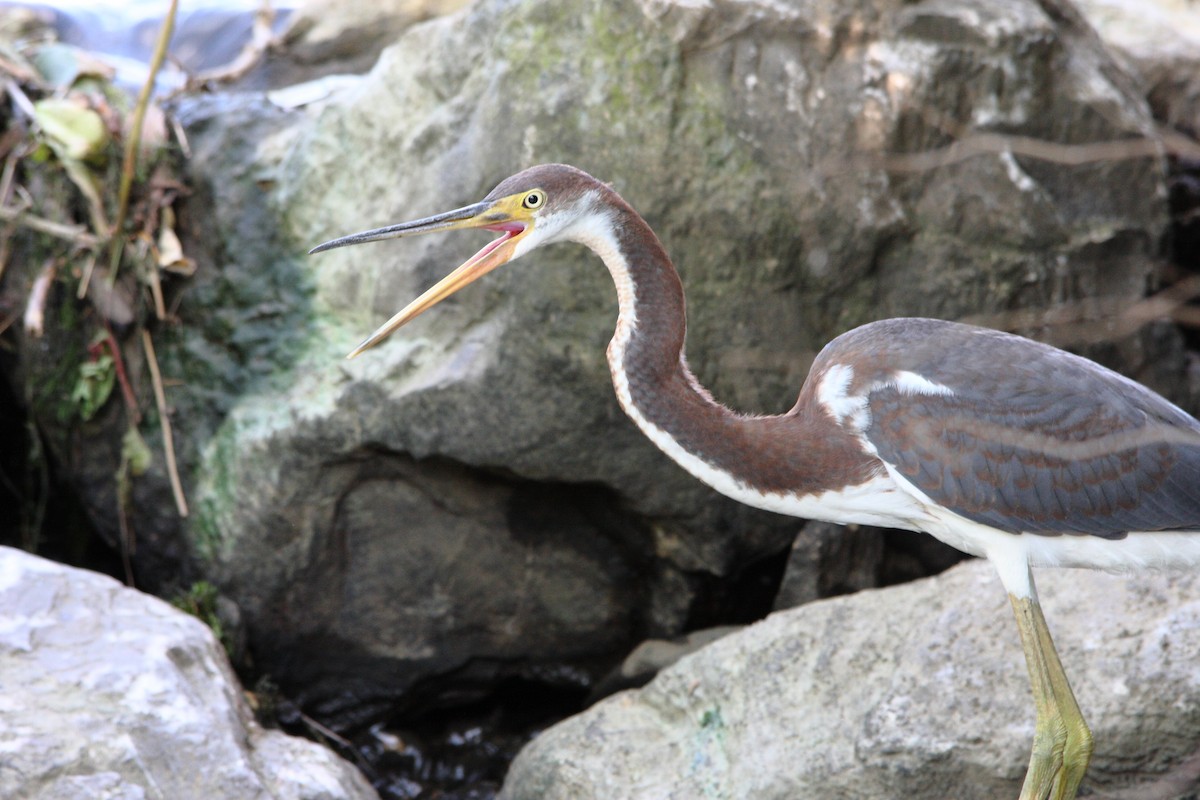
[0, 54, 38, 85]
[298, 711, 355, 751]
[76, 250, 98, 300]
[143, 235, 167, 319]
[3, 78, 36, 121]
[168, 114, 191, 159]
[23, 421, 47, 554]
[0, 145, 18, 203]
[296, 710, 376, 774]
[0, 203, 100, 246]
[0, 146, 20, 283]
[1160, 130, 1200, 161]
[141, 329, 188, 518]
[108, 0, 178, 282]
[92, 330, 139, 422]
[868, 127, 1200, 175]
[116, 466, 135, 586]
[960, 275, 1200, 348]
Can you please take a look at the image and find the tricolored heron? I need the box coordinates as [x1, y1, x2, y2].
[312, 163, 1200, 799]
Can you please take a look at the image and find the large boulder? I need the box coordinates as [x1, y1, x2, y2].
[192, 0, 1176, 715]
[1076, 0, 1200, 131]
[0, 546, 378, 800]
[273, 0, 472, 85]
[499, 560, 1200, 800]
[175, 0, 1171, 714]
[1, 0, 1186, 729]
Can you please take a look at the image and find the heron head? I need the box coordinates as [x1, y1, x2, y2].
[310, 164, 602, 357]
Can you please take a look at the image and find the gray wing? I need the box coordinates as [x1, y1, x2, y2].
[844, 320, 1200, 538]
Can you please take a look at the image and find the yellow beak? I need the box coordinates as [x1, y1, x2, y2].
[309, 198, 531, 358]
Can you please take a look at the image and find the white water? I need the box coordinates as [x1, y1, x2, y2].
[6, 0, 294, 88]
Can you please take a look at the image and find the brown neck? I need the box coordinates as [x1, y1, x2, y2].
[585, 196, 875, 500]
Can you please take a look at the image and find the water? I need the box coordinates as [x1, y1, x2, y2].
[7, 0, 294, 88]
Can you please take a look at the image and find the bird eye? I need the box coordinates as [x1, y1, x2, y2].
[523, 190, 545, 210]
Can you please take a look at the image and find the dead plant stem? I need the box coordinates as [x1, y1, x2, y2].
[108, 0, 178, 283]
[141, 329, 188, 518]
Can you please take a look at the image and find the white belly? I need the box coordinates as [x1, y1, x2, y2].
[700, 459, 1200, 601]
[885, 467, 1200, 598]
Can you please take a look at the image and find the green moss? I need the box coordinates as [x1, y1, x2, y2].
[191, 501, 224, 566]
[28, 291, 94, 430]
[699, 707, 725, 730]
[190, 424, 242, 565]
[503, 0, 677, 132]
[695, 705, 730, 798]
[170, 580, 234, 655]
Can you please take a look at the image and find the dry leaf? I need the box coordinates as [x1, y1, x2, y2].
[157, 207, 195, 276]
[23, 259, 56, 337]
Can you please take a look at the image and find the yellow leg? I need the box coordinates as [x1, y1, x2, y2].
[1009, 585, 1094, 800]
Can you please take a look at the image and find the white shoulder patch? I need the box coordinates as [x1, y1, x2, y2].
[817, 364, 870, 431]
[889, 370, 954, 397]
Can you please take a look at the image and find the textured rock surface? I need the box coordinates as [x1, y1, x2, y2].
[1077, 0, 1200, 130]
[176, 0, 1180, 715]
[273, 0, 472, 85]
[0, 546, 378, 800]
[0, 0, 1188, 729]
[500, 560, 1200, 800]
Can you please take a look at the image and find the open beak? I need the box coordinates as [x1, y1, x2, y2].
[309, 199, 530, 358]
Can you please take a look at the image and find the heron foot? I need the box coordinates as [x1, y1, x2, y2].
[1010, 593, 1094, 800]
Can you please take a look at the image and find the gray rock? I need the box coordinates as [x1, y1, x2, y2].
[184, 0, 1181, 711]
[500, 559, 1200, 800]
[592, 626, 741, 699]
[775, 522, 971, 609]
[1076, 0, 1200, 130]
[774, 521, 888, 608]
[1, 0, 1187, 726]
[0, 546, 377, 800]
[274, 0, 472, 85]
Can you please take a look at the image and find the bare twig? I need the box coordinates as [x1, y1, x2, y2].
[961, 275, 1200, 348]
[1124, 275, 1200, 328]
[141, 329, 188, 518]
[297, 710, 375, 773]
[93, 327, 140, 422]
[3, 78, 36, 120]
[76, 250, 98, 300]
[0, 203, 101, 246]
[1160, 129, 1200, 161]
[0, 54, 38, 85]
[298, 711, 355, 750]
[22, 421, 47, 553]
[873, 133, 1159, 174]
[0, 146, 18, 202]
[861, 100, 1200, 174]
[0, 146, 21, 282]
[868, 127, 1200, 175]
[147, 258, 166, 319]
[116, 469, 135, 585]
[143, 235, 167, 319]
[108, 0, 178, 282]
[169, 114, 191, 159]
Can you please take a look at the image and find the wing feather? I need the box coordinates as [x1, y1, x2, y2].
[823, 319, 1200, 537]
